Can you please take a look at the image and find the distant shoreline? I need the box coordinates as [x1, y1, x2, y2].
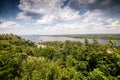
[19, 34, 120, 40]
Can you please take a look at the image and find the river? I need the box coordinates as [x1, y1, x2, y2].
[20, 35, 120, 46]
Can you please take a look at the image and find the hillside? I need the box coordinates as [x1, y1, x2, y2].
[0, 34, 120, 80]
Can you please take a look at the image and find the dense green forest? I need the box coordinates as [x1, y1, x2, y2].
[0, 34, 120, 80]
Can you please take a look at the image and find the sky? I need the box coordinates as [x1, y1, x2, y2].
[0, 0, 120, 35]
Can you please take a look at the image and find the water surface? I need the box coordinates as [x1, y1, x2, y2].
[20, 35, 120, 46]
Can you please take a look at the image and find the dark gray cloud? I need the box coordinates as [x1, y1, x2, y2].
[68, 0, 120, 10]
[67, 0, 120, 19]
[25, 12, 43, 19]
[104, 5, 120, 19]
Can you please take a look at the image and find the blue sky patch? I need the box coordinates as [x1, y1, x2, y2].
[61, 0, 70, 9]
[79, 9, 87, 15]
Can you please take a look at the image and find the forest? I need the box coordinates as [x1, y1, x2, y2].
[50, 34, 120, 40]
[0, 34, 120, 80]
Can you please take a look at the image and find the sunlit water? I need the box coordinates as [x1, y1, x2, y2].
[20, 35, 120, 46]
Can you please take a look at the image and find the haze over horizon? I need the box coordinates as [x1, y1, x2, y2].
[0, 0, 120, 35]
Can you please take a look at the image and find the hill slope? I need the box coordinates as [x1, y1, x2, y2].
[0, 34, 120, 80]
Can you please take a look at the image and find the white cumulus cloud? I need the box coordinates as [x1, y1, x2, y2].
[0, 21, 20, 29]
[15, 0, 120, 34]
[18, 0, 82, 24]
[16, 12, 31, 20]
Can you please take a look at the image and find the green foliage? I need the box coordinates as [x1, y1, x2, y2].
[0, 34, 120, 80]
[40, 47, 55, 59]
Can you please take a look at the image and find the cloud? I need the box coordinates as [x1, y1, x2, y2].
[36, 14, 56, 25]
[68, 0, 120, 18]
[18, 0, 64, 14]
[36, 6, 82, 25]
[38, 7, 120, 34]
[17, 11, 42, 20]
[68, 0, 120, 10]
[18, 0, 120, 23]
[0, 21, 20, 29]
[15, 0, 120, 34]
[105, 19, 120, 27]
[17, 12, 31, 19]
[34, 22, 120, 35]
[18, 0, 82, 24]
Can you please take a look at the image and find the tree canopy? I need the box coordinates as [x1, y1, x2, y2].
[0, 34, 120, 80]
